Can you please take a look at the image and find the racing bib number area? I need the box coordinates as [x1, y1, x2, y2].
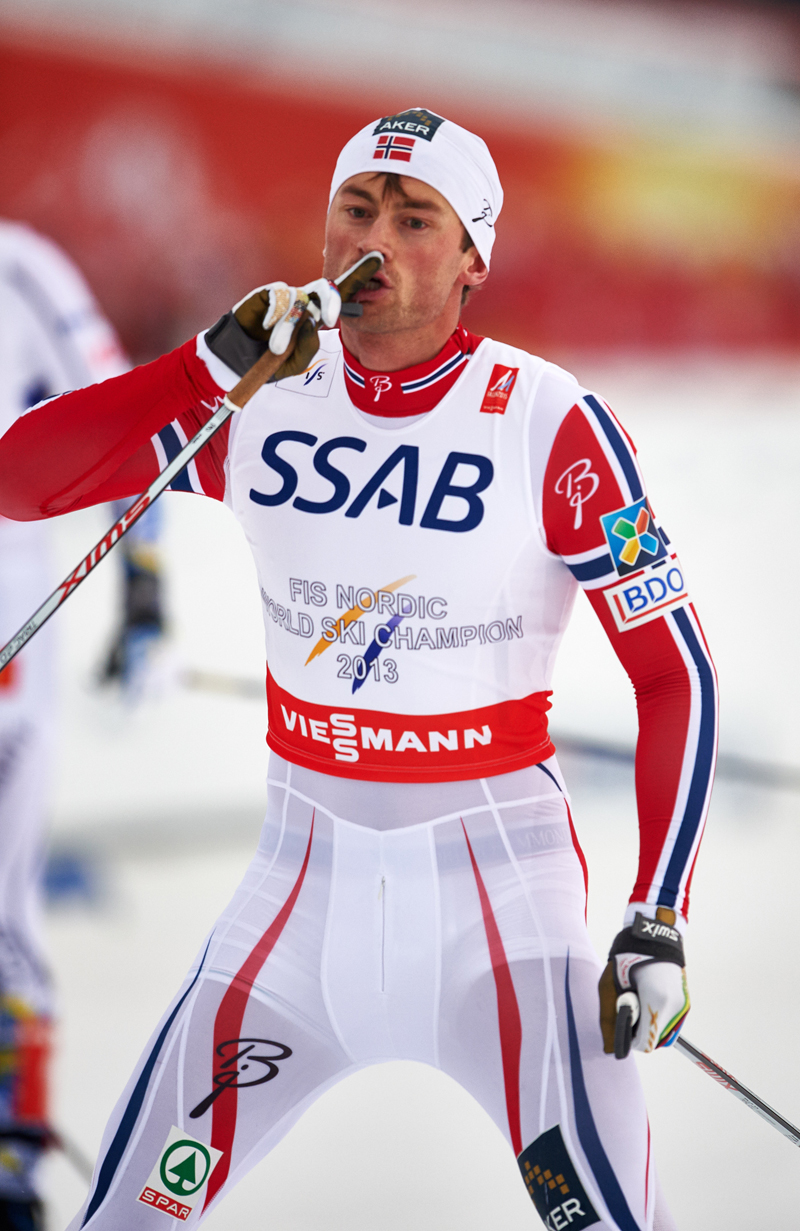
[603, 555, 689, 632]
[266, 672, 555, 782]
[518, 1125, 600, 1229]
[137, 1126, 223, 1221]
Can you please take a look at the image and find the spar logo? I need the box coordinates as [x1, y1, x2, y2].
[137, 1127, 222, 1221]
[480, 364, 519, 414]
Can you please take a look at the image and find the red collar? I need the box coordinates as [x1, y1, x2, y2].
[341, 324, 484, 416]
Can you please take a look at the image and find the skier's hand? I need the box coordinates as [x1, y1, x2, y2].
[205, 254, 383, 382]
[233, 278, 341, 380]
[598, 909, 690, 1058]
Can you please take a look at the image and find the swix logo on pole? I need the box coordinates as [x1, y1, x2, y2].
[57, 493, 152, 601]
[479, 365, 519, 414]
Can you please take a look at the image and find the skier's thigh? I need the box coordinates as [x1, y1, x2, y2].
[74, 971, 353, 1228]
[440, 953, 651, 1230]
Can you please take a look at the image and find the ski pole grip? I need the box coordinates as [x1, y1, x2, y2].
[226, 312, 307, 409]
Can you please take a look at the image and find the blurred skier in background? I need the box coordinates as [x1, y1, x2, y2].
[0, 221, 166, 1228]
[98, 500, 166, 696]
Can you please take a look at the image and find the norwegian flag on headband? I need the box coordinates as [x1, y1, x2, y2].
[373, 135, 415, 162]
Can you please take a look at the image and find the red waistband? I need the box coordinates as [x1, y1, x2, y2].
[266, 672, 555, 782]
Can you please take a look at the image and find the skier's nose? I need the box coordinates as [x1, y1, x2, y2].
[359, 212, 393, 261]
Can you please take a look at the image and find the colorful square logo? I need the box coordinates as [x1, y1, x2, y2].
[600, 498, 666, 576]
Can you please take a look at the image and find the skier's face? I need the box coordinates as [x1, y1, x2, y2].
[324, 173, 486, 339]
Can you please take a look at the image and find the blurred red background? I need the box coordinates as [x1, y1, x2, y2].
[3, 30, 800, 361]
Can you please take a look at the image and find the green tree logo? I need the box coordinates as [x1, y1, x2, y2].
[159, 1140, 212, 1196]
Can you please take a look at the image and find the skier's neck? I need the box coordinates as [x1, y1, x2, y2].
[340, 322, 483, 417]
[338, 315, 459, 373]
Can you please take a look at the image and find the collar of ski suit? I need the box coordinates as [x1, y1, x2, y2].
[341, 324, 484, 416]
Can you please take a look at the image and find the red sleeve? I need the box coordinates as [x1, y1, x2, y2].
[0, 338, 230, 519]
[543, 394, 718, 920]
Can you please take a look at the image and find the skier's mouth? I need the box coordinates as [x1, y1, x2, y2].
[352, 273, 392, 303]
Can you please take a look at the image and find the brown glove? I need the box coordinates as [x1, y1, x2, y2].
[233, 253, 383, 382]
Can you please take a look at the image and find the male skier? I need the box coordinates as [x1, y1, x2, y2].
[0, 110, 716, 1230]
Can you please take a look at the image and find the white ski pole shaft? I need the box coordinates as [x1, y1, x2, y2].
[675, 1036, 800, 1147]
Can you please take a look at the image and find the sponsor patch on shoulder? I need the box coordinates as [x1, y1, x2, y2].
[480, 364, 519, 413]
[600, 497, 666, 576]
[276, 351, 339, 398]
[518, 1124, 600, 1229]
[372, 108, 445, 141]
[137, 1126, 223, 1221]
[603, 555, 689, 632]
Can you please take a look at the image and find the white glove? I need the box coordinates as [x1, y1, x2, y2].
[599, 910, 690, 1057]
[232, 278, 341, 356]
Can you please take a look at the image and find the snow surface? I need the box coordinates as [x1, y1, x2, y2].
[39, 357, 800, 1228]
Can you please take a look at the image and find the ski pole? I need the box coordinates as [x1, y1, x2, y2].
[0, 254, 382, 673]
[0, 368, 261, 674]
[675, 1035, 800, 1147]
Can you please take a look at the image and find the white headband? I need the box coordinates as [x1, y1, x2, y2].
[328, 108, 503, 269]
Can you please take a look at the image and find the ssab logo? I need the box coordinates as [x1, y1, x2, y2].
[600, 498, 666, 576]
[250, 434, 494, 533]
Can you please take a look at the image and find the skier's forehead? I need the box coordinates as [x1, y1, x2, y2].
[331, 173, 458, 218]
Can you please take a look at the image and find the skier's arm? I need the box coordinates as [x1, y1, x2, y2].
[539, 377, 717, 1055]
[0, 269, 350, 522]
[541, 385, 718, 924]
[0, 338, 230, 519]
